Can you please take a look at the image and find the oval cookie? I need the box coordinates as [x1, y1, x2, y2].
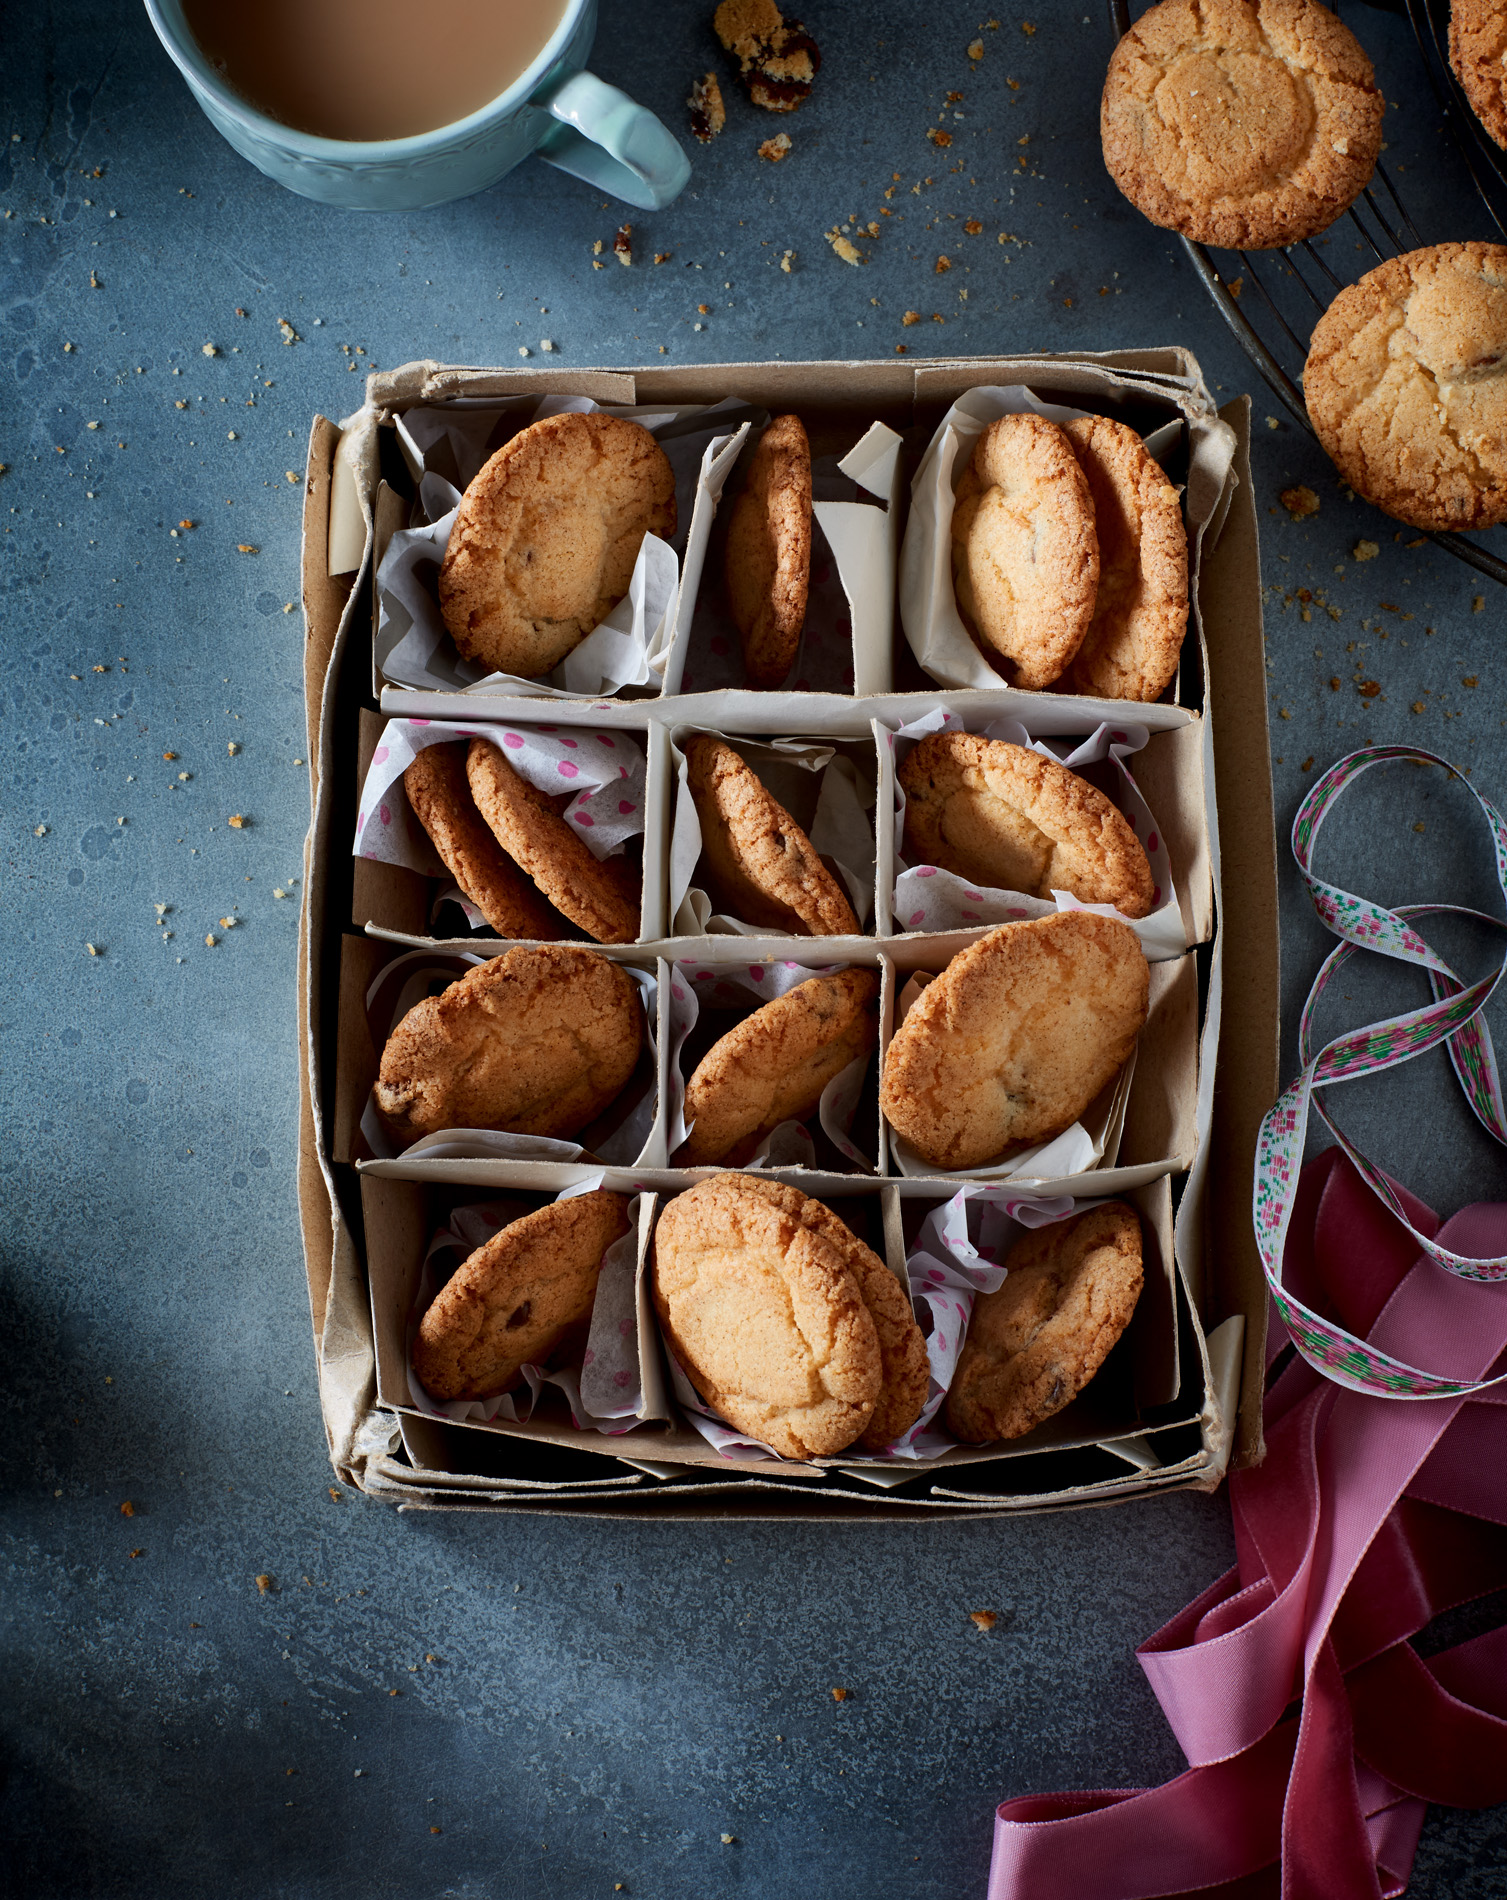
[879, 912, 1150, 1172]
[950, 414, 1099, 690]
[1304, 241, 1507, 532]
[725, 412, 812, 690]
[899, 731, 1155, 919]
[652, 1175, 925, 1458]
[1101, 0, 1383, 250]
[946, 1202, 1143, 1443]
[403, 742, 564, 940]
[679, 968, 880, 1166]
[414, 1190, 635, 1402]
[438, 411, 676, 677]
[374, 943, 643, 1146]
[1452, 0, 1507, 151]
[467, 737, 641, 945]
[684, 734, 860, 936]
[1062, 416, 1188, 704]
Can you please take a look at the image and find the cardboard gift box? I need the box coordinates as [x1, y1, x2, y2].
[296, 351, 1278, 1519]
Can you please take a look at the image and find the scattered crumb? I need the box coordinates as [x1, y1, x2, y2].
[1357, 680, 1381, 698]
[964, 218, 983, 235]
[228, 741, 239, 755]
[205, 934, 217, 947]
[831, 1686, 848, 1702]
[1353, 539, 1379, 561]
[120, 1500, 135, 1516]
[278, 318, 301, 346]
[688, 71, 726, 142]
[969, 1610, 997, 1632]
[1414, 821, 1426, 833]
[614, 224, 633, 267]
[780, 250, 794, 272]
[935, 254, 952, 273]
[228, 814, 246, 828]
[219, 916, 238, 929]
[1301, 757, 1314, 770]
[968, 37, 984, 58]
[255, 1574, 275, 1594]
[1330, 677, 1341, 689]
[902, 310, 921, 326]
[236, 543, 258, 554]
[1412, 701, 1425, 714]
[541, 338, 556, 352]
[928, 128, 953, 147]
[1279, 485, 1320, 519]
[1267, 416, 1280, 429]
[721, 1834, 736, 1845]
[715, 0, 821, 112]
[202, 342, 218, 357]
[827, 231, 862, 265]
[1473, 596, 1486, 613]
[85, 942, 100, 956]
[758, 131, 792, 162]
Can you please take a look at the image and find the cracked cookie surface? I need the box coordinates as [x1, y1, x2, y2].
[375, 944, 643, 1146]
[1101, 0, 1383, 249]
[1304, 241, 1507, 531]
[946, 1202, 1144, 1443]
[414, 1190, 634, 1403]
[1451, 0, 1507, 151]
[438, 411, 675, 678]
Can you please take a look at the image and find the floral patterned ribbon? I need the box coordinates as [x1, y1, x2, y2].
[1254, 745, 1507, 1398]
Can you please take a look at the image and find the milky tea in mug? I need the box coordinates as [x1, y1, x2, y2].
[182, 0, 567, 142]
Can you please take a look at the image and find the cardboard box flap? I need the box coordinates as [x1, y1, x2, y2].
[366, 361, 636, 408]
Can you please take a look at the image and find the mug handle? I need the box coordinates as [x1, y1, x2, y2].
[535, 71, 691, 210]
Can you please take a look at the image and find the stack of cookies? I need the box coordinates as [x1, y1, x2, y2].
[950, 411, 1189, 702]
[403, 737, 642, 944]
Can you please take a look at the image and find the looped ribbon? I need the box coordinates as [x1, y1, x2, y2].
[987, 746, 1507, 1900]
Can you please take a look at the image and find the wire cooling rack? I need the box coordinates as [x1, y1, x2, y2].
[1108, 0, 1507, 585]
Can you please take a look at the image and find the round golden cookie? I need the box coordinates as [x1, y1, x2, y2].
[413, 1190, 634, 1402]
[403, 742, 564, 940]
[1451, 0, 1507, 150]
[1304, 242, 1507, 532]
[946, 1202, 1144, 1443]
[1100, 0, 1384, 250]
[679, 968, 880, 1166]
[1062, 416, 1188, 704]
[374, 944, 643, 1147]
[684, 734, 860, 936]
[951, 415, 1100, 691]
[438, 412, 676, 678]
[725, 413, 812, 690]
[900, 732, 1155, 919]
[467, 738, 640, 945]
[880, 912, 1150, 1172]
[652, 1175, 926, 1458]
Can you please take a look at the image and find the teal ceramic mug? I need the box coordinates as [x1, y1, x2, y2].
[142, 0, 690, 212]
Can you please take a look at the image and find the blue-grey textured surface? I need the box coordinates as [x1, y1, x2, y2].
[4, 3, 1506, 1895]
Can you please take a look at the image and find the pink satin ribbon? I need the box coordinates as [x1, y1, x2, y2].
[988, 1149, 1507, 1900]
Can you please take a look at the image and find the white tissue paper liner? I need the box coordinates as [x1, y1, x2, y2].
[898, 383, 1214, 692]
[357, 947, 660, 1168]
[661, 1186, 1093, 1465]
[352, 717, 647, 914]
[376, 394, 758, 698]
[883, 705, 1187, 960]
[664, 960, 875, 1170]
[668, 731, 876, 936]
[405, 1184, 648, 1433]
[886, 969, 1137, 1181]
[678, 421, 903, 696]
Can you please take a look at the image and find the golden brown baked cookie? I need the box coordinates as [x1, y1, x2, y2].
[684, 734, 860, 935]
[1063, 416, 1188, 704]
[900, 732, 1155, 919]
[724, 413, 812, 689]
[714, 0, 821, 110]
[414, 1190, 635, 1403]
[880, 912, 1150, 1171]
[946, 1202, 1144, 1443]
[403, 742, 564, 940]
[951, 415, 1100, 691]
[652, 1175, 900, 1457]
[1452, 0, 1507, 149]
[1304, 241, 1507, 532]
[438, 412, 676, 678]
[467, 738, 640, 944]
[1101, 0, 1384, 250]
[374, 944, 643, 1147]
[679, 968, 880, 1166]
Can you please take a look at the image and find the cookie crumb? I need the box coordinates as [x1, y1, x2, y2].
[120, 1500, 135, 1516]
[228, 741, 239, 755]
[613, 224, 633, 266]
[1353, 539, 1379, 561]
[831, 1686, 848, 1701]
[688, 71, 726, 142]
[1279, 485, 1320, 519]
[780, 250, 794, 272]
[758, 131, 792, 161]
[255, 1573, 274, 1594]
[969, 1609, 997, 1631]
[935, 254, 952, 273]
[1357, 680, 1381, 698]
[228, 814, 246, 828]
[1414, 821, 1426, 833]
[202, 342, 218, 357]
[278, 318, 301, 346]
[826, 230, 862, 264]
[1474, 596, 1486, 613]
[715, 0, 821, 112]
[34, 824, 47, 836]
[721, 1834, 736, 1845]
[85, 942, 100, 956]
[968, 37, 984, 58]
[902, 310, 921, 325]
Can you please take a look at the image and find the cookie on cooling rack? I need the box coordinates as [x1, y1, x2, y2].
[1101, 0, 1384, 249]
[1304, 240, 1507, 531]
[1451, 0, 1507, 151]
